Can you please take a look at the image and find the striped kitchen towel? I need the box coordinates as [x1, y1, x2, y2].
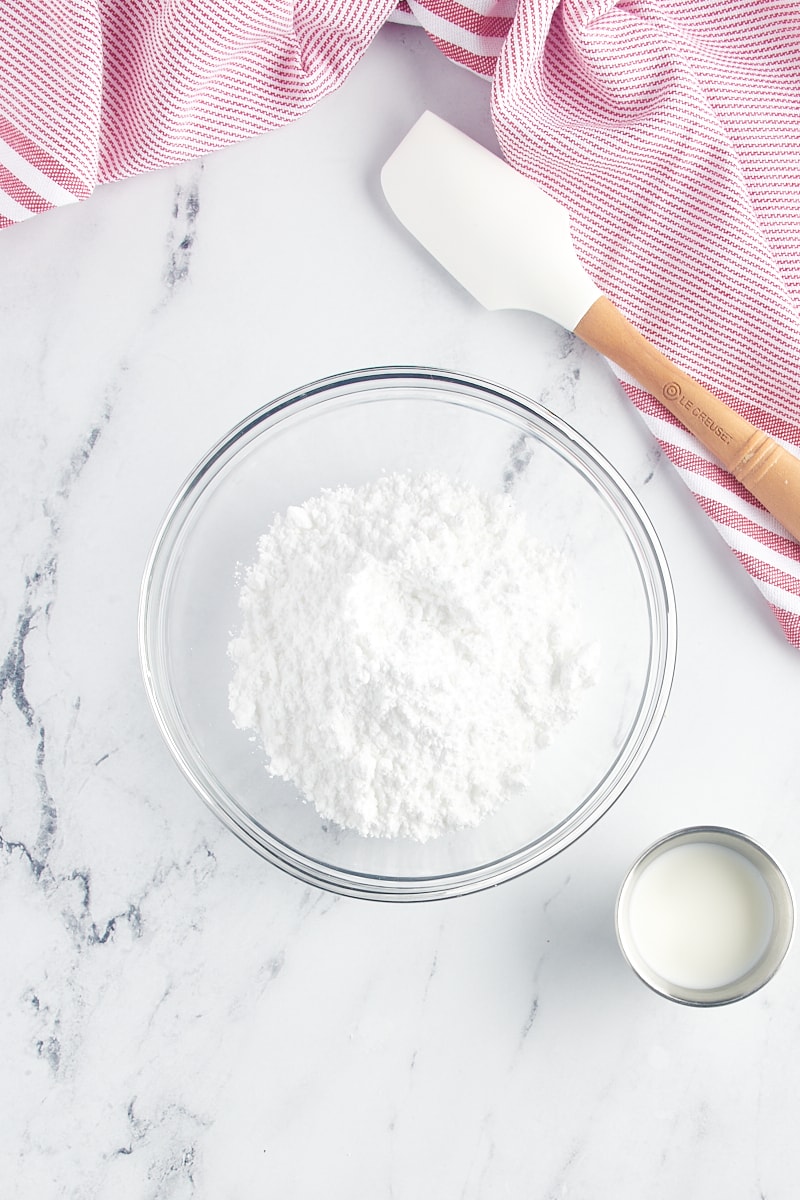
[2, 1, 799, 643]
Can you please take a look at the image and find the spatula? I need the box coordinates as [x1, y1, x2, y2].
[381, 111, 800, 542]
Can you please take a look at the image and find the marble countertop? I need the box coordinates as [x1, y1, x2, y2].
[3, 23, 799, 1200]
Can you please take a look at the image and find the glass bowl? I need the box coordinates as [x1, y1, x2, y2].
[139, 366, 676, 900]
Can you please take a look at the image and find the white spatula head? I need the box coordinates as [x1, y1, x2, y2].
[381, 111, 602, 332]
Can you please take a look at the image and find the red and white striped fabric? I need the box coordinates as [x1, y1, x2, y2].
[2, 1, 799, 643]
[490, 0, 800, 648]
[395, 0, 518, 75]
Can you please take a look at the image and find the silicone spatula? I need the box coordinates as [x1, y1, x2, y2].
[381, 111, 800, 542]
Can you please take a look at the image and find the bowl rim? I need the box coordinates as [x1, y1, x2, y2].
[138, 365, 678, 901]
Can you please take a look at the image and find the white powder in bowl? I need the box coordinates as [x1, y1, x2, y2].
[228, 471, 596, 841]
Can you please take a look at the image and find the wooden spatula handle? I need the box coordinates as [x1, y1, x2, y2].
[575, 296, 800, 541]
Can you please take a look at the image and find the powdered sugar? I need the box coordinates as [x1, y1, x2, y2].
[228, 471, 596, 841]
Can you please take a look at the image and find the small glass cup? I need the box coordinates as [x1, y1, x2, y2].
[616, 826, 794, 1006]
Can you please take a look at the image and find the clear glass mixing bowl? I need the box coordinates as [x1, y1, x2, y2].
[139, 367, 676, 900]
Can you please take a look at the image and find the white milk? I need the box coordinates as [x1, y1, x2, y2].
[627, 841, 774, 990]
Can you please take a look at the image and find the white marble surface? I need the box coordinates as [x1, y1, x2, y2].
[2, 23, 800, 1200]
